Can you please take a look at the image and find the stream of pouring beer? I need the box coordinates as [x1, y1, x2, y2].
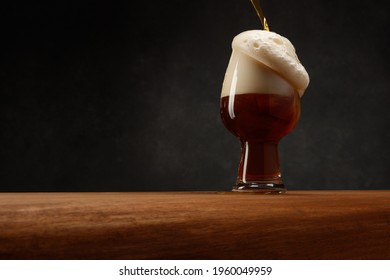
[250, 0, 269, 31]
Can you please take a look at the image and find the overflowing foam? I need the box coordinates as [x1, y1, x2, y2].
[221, 30, 309, 97]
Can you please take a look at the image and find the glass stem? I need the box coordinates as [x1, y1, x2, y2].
[237, 141, 282, 184]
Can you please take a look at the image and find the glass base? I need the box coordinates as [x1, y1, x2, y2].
[233, 183, 286, 194]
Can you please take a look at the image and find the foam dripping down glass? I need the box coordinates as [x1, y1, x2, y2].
[220, 30, 309, 193]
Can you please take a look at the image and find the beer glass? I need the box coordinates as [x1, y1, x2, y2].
[220, 50, 301, 194]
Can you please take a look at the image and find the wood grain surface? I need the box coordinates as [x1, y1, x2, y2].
[0, 191, 389, 260]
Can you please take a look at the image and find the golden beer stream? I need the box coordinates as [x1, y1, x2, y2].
[250, 0, 269, 31]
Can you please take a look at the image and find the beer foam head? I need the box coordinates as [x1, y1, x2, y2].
[232, 30, 309, 96]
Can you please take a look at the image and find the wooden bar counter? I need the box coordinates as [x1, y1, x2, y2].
[0, 191, 389, 260]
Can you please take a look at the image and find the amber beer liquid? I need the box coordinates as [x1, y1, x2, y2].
[220, 91, 300, 191]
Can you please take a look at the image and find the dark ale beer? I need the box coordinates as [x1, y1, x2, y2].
[220, 91, 300, 191]
[220, 93, 300, 142]
[220, 30, 309, 193]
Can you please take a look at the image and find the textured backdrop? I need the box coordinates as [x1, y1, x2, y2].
[1, 0, 389, 191]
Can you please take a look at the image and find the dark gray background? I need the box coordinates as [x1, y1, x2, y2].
[1, 0, 389, 191]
